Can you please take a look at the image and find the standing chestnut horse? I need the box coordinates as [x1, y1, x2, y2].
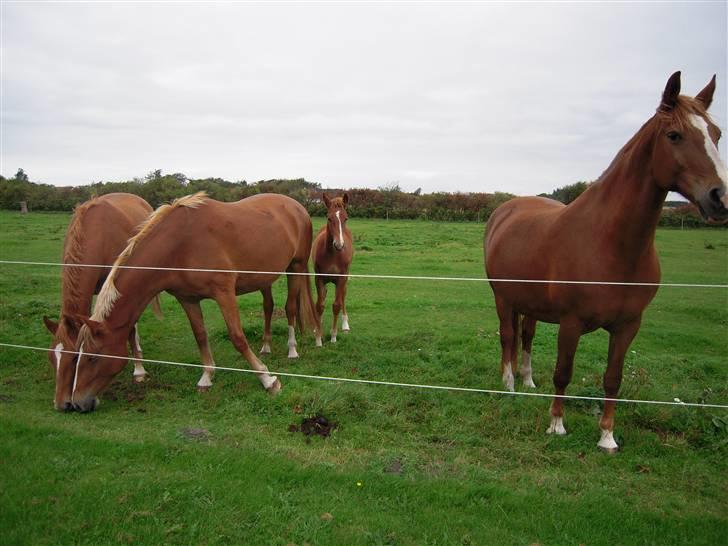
[66, 192, 320, 412]
[484, 72, 727, 452]
[313, 193, 354, 344]
[43, 193, 159, 411]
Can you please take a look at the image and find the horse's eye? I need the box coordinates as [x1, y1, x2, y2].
[666, 131, 682, 142]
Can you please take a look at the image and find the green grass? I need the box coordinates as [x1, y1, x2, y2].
[1, 211, 727, 545]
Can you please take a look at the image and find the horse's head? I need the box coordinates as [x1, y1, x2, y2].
[43, 314, 85, 411]
[652, 72, 727, 222]
[69, 317, 128, 413]
[323, 192, 349, 251]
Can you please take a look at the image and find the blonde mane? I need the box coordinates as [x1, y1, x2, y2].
[91, 192, 208, 321]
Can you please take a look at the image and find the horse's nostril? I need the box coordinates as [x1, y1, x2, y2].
[709, 187, 725, 207]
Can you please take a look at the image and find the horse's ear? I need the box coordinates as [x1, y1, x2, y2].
[43, 316, 59, 335]
[659, 71, 681, 112]
[63, 314, 83, 333]
[695, 74, 716, 110]
[322, 193, 331, 208]
[343, 193, 349, 207]
[76, 315, 106, 338]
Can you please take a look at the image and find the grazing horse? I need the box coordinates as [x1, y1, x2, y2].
[312, 193, 354, 344]
[67, 192, 320, 412]
[42, 193, 159, 411]
[484, 72, 727, 452]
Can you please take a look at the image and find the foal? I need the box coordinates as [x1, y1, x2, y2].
[312, 193, 354, 344]
[484, 72, 727, 451]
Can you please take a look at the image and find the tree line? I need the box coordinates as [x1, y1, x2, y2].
[0, 169, 714, 227]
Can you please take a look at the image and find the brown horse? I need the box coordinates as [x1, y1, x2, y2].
[312, 193, 354, 344]
[484, 72, 727, 452]
[42, 193, 160, 411]
[67, 192, 320, 412]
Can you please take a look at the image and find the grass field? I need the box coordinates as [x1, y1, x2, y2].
[1, 210, 727, 545]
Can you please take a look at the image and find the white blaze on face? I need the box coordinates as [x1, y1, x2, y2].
[689, 114, 728, 189]
[72, 342, 85, 398]
[335, 210, 344, 248]
[53, 343, 64, 384]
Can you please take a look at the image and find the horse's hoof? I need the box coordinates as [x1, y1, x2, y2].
[330, 336, 337, 344]
[546, 417, 567, 435]
[197, 385, 211, 393]
[342, 327, 350, 333]
[288, 349, 299, 359]
[522, 378, 537, 389]
[267, 378, 282, 395]
[315, 337, 323, 347]
[597, 429, 619, 453]
[260, 345, 271, 355]
[133, 373, 149, 384]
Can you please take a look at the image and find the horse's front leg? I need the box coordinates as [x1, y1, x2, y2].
[547, 319, 582, 435]
[128, 324, 149, 383]
[330, 279, 345, 343]
[214, 289, 281, 393]
[599, 318, 641, 453]
[177, 298, 217, 392]
[314, 276, 326, 347]
[339, 278, 350, 332]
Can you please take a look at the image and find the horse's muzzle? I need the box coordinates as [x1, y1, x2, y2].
[72, 396, 99, 413]
[699, 186, 728, 223]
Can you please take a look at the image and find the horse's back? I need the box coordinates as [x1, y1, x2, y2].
[164, 194, 313, 293]
[485, 197, 564, 265]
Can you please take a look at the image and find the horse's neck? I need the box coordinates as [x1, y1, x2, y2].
[571, 143, 667, 260]
[60, 250, 101, 317]
[100, 247, 170, 334]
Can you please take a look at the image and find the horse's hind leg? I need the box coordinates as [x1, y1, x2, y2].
[599, 319, 641, 453]
[260, 287, 273, 355]
[128, 324, 148, 383]
[215, 290, 281, 393]
[284, 274, 300, 358]
[547, 319, 582, 435]
[521, 316, 537, 388]
[177, 299, 217, 392]
[494, 296, 517, 391]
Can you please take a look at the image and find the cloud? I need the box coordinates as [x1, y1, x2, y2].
[1, 2, 725, 195]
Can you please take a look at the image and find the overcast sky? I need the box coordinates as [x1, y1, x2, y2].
[1, 2, 726, 195]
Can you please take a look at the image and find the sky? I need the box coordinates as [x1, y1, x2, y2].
[1, 2, 726, 196]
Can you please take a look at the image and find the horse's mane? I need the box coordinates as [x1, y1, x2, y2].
[90, 192, 208, 321]
[61, 197, 100, 313]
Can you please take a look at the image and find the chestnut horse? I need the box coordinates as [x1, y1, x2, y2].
[43, 193, 160, 411]
[484, 72, 727, 452]
[67, 192, 320, 412]
[312, 193, 354, 343]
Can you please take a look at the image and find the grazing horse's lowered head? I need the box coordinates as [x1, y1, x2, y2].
[323, 193, 349, 251]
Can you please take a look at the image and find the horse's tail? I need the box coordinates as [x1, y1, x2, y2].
[295, 266, 320, 336]
[150, 294, 163, 320]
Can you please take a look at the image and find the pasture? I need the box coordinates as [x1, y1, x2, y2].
[1, 210, 726, 545]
